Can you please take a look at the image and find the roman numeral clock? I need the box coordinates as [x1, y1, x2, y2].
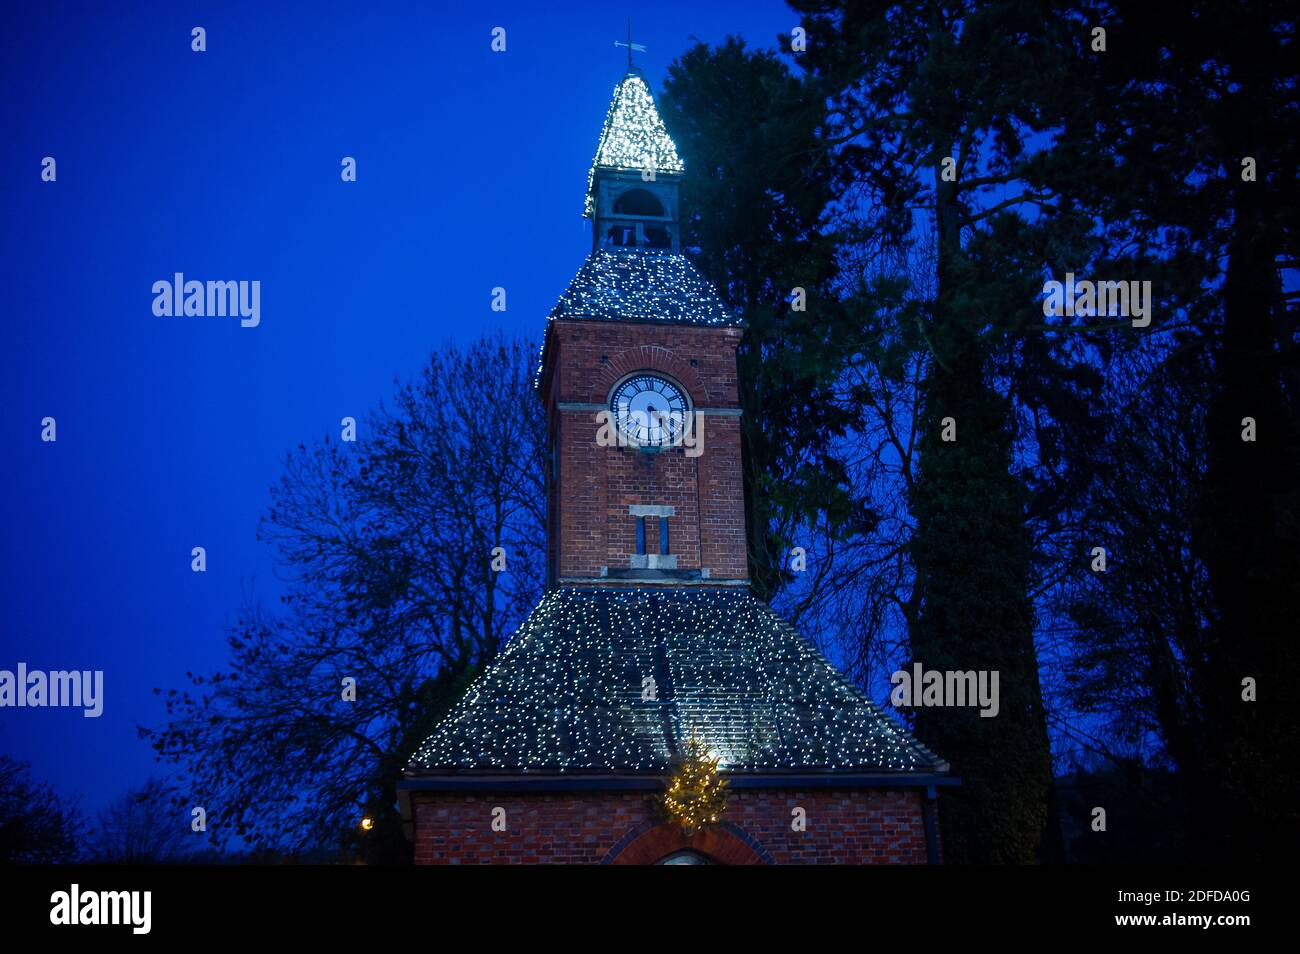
[610, 374, 689, 449]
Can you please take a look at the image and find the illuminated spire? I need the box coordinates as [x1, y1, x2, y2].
[585, 73, 684, 216]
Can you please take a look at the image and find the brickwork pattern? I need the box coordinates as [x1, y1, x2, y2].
[412, 788, 934, 865]
[542, 321, 748, 581]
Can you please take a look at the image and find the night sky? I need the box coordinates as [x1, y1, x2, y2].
[0, 1, 794, 815]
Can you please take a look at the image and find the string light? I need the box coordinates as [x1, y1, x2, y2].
[408, 588, 945, 774]
[549, 247, 736, 326]
[585, 73, 685, 217]
[531, 70, 740, 387]
[534, 247, 739, 388]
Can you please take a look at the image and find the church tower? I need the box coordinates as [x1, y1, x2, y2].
[401, 69, 952, 865]
[541, 70, 748, 589]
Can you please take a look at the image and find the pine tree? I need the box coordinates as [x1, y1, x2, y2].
[662, 729, 730, 834]
[1056, 0, 1300, 861]
[659, 38, 855, 601]
[788, 0, 1105, 862]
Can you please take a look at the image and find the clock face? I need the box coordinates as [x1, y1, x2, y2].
[610, 374, 689, 448]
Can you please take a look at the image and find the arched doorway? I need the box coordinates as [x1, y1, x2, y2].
[602, 821, 772, 865]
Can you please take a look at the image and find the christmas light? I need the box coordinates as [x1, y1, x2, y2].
[662, 727, 729, 833]
[534, 246, 740, 389]
[408, 587, 945, 774]
[530, 70, 740, 389]
[548, 247, 736, 326]
[585, 73, 684, 217]
[408, 68, 948, 797]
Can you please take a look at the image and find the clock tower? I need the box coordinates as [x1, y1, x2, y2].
[401, 69, 952, 865]
[539, 70, 749, 589]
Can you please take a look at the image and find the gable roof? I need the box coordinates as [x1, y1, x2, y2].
[585, 72, 684, 216]
[547, 246, 738, 327]
[407, 587, 947, 776]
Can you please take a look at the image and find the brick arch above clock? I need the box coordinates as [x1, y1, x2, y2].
[590, 344, 706, 406]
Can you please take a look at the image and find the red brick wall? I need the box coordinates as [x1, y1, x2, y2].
[411, 788, 934, 865]
[540, 321, 749, 583]
[540, 322, 742, 408]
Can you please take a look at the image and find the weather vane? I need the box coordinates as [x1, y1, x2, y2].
[614, 19, 646, 71]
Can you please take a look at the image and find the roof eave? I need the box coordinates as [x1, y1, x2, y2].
[398, 770, 958, 793]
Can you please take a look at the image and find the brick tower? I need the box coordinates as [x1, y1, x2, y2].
[400, 70, 952, 865]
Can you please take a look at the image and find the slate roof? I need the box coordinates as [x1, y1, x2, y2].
[407, 587, 947, 776]
[547, 247, 739, 327]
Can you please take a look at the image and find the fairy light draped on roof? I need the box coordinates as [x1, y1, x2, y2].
[548, 247, 737, 326]
[408, 588, 947, 775]
[534, 247, 740, 388]
[585, 73, 685, 216]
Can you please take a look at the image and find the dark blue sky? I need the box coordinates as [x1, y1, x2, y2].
[0, 1, 794, 815]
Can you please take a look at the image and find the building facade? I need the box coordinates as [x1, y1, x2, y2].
[399, 70, 952, 865]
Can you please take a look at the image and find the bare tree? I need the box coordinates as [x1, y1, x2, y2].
[144, 334, 546, 861]
[1046, 345, 1215, 771]
[772, 220, 934, 694]
[91, 778, 189, 863]
[0, 755, 86, 864]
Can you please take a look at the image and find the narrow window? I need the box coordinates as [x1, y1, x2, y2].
[659, 517, 670, 555]
[636, 517, 646, 555]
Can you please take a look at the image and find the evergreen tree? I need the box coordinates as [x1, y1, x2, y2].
[659, 38, 855, 601]
[661, 729, 730, 834]
[1054, 0, 1300, 861]
[788, 0, 1106, 862]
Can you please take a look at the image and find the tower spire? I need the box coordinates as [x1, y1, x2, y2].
[584, 68, 684, 247]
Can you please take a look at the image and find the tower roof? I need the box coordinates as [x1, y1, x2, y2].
[407, 587, 948, 776]
[547, 246, 739, 327]
[585, 72, 685, 216]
